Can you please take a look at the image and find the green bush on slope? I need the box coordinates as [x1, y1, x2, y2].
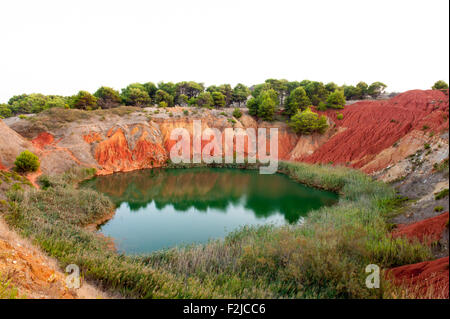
[14, 150, 40, 173]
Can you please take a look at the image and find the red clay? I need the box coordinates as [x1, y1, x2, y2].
[305, 90, 449, 168]
[392, 212, 449, 244]
[388, 257, 449, 299]
[31, 132, 54, 149]
[388, 212, 449, 298]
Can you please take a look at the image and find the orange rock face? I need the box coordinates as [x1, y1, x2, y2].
[94, 128, 133, 173]
[31, 132, 54, 149]
[93, 126, 168, 175]
[132, 131, 167, 167]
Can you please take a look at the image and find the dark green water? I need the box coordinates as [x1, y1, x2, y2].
[82, 168, 338, 254]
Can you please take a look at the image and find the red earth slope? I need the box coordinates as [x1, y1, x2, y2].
[304, 90, 449, 170]
[389, 212, 449, 298]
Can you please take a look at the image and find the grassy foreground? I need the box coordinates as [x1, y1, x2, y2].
[2, 162, 431, 298]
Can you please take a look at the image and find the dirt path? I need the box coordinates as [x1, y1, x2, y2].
[0, 217, 110, 299]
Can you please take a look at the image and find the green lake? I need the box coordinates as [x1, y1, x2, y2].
[82, 168, 338, 254]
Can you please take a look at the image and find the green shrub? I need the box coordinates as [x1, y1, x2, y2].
[211, 91, 226, 108]
[232, 108, 242, 119]
[195, 92, 214, 108]
[121, 85, 152, 107]
[154, 89, 174, 107]
[183, 110, 189, 116]
[326, 90, 346, 109]
[289, 108, 328, 134]
[424, 143, 431, 150]
[14, 150, 40, 173]
[316, 102, 327, 111]
[159, 101, 168, 108]
[247, 89, 278, 121]
[0, 104, 12, 118]
[432, 80, 449, 90]
[0, 275, 21, 299]
[367, 82, 387, 98]
[435, 188, 449, 200]
[285, 86, 310, 116]
[336, 113, 343, 120]
[6, 93, 68, 115]
[433, 158, 449, 173]
[434, 206, 444, 212]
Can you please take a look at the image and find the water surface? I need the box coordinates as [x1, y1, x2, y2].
[82, 168, 338, 254]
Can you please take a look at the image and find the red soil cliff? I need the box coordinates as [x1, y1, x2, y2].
[389, 212, 449, 298]
[304, 90, 449, 172]
[388, 257, 449, 299]
[392, 212, 449, 244]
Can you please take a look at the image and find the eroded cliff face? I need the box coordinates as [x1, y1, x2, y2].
[92, 125, 167, 175]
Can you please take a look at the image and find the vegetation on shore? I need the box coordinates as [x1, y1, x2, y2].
[1, 162, 431, 298]
[0, 274, 21, 299]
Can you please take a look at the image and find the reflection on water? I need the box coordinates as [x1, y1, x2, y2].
[82, 168, 338, 254]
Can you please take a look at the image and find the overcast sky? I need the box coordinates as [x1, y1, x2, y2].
[1, 0, 449, 102]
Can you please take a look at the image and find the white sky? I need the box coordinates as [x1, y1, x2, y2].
[0, 0, 449, 102]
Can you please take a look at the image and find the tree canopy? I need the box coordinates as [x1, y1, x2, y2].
[0, 78, 390, 118]
[326, 90, 346, 109]
[94, 86, 121, 109]
[72, 91, 98, 110]
[288, 108, 328, 135]
[432, 80, 449, 90]
[367, 82, 387, 98]
[121, 87, 151, 107]
[285, 87, 311, 116]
